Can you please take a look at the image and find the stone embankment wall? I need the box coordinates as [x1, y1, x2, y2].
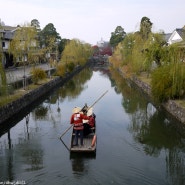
[163, 100, 185, 124]
[119, 68, 185, 124]
[0, 77, 61, 124]
[0, 65, 86, 125]
[131, 75, 151, 95]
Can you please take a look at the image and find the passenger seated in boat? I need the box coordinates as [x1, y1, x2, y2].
[81, 103, 88, 114]
[70, 107, 89, 146]
[83, 108, 96, 136]
[87, 108, 96, 128]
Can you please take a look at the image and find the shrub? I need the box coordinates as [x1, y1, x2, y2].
[31, 68, 46, 84]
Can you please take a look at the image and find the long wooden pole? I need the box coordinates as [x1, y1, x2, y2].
[59, 90, 108, 139]
[87, 90, 108, 110]
[59, 125, 73, 139]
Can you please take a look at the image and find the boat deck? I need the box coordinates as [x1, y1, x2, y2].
[70, 133, 96, 153]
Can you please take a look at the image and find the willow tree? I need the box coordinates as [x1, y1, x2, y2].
[61, 39, 92, 65]
[8, 24, 38, 89]
[121, 33, 136, 64]
[9, 24, 38, 66]
[110, 32, 145, 74]
[151, 44, 185, 102]
[167, 45, 185, 99]
[143, 33, 166, 77]
[120, 16, 153, 74]
[57, 39, 92, 76]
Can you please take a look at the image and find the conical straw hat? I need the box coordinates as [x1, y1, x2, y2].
[87, 107, 93, 116]
[72, 107, 81, 114]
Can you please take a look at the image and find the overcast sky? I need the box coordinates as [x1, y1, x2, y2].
[0, 0, 185, 45]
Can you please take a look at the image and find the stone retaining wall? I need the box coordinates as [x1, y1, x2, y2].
[0, 77, 61, 124]
[163, 100, 185, 124]
[131, 75, 151, 95]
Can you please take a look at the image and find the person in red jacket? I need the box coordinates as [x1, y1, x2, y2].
[87, 108, 96, 128]
[70, 107, 89, 146]
[83, 108, 96, 136]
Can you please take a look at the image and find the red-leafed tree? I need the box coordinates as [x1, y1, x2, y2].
[92, 45, 100, 56]
[99, 46, 112, 56]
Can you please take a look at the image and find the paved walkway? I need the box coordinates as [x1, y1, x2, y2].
[5, 63, 53, 84]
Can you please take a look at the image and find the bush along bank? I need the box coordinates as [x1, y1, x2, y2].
[0, 63, 89, 125]
[118, 68, 185, 124]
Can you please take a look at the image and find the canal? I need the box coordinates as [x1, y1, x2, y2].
[0, 65, 185, 185]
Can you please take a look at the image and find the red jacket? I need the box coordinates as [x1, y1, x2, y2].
[88, 116, 95, 127]
[70, 113, 89, 130]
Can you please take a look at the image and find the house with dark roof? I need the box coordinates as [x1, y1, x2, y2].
[167, 26, 185, 45]
[0, 25, 18, 68]
[0, 24, 40, 68]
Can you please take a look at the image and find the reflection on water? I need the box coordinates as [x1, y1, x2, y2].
[109, 66, 185, 185]
[70, 153, 96, 176]
[0, 65, 185, 185]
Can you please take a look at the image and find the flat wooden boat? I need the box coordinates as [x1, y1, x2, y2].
[70, 124, 96, 153]
[61, 90, 108, 154]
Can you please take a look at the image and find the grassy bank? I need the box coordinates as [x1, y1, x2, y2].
[0, 78, 54, 107]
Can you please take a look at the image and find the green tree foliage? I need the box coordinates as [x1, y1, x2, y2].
[57, 39, 92, 76]
[140, 16, 153, 40]
[151, 65, 173, 102]
[151, 64, 185, 102]
[151, 45, 185, 102]
[130, 33, 145, 73]
[109, 17, 185, 104]
[31, 19, 41, 32]
[118, 32, 145, 73]
[110, 26, 126, 48]
[61, 39, 92, 65]
[40, 23, 61, 49]
[121, 33, 136, 64]
[9, 24, 38, 66]
[143, 33, 166, 75]
[39, 23, 62, 63]
[58, 38, 70, 57]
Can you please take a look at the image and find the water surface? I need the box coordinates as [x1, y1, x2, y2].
[0, 66, 185, 185]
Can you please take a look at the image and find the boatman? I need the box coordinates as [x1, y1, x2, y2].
[70, 107, 89, 146]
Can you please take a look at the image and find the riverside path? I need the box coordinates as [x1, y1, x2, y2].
[5, 63, 54, 84]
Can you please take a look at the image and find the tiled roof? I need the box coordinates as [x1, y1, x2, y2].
[1, 25, 17, 31]
[0, 25, 18, 40]
[4, 31, 14, 39]
[176, 28, 185, 40]
[163, 33, 171, 42]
